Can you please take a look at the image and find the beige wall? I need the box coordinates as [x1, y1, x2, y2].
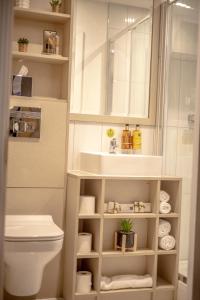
[5, 97, 68, 299]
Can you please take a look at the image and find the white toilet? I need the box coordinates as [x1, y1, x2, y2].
[4, 215, 64, 297]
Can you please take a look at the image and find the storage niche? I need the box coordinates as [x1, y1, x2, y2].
[64, 173, 181, 300]
[103, 218, 156, 252]
[105, 179, 159, 214]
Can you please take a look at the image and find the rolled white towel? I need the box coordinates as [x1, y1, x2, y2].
[158, 219, 171, 238]
[100, 274, 153, 291]
[159, 235, 176, 251]
[160, 202, 172, 214]
[160, 190, 170, 203]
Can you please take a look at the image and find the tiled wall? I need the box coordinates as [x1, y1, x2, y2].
[68, 121, 156, 170]
[163, 1, 198, 261]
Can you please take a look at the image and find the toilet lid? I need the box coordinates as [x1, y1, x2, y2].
[4, 215, 64, 241]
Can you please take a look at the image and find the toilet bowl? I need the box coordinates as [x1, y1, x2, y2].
[4, 215, 64, 297]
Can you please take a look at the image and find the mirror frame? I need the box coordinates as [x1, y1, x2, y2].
[69, 1, 161, 126]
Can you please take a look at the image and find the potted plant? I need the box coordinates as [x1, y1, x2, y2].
[50, 0, 62, 13]
[116, 219, 135, 251]
[17, 38, 29, 52]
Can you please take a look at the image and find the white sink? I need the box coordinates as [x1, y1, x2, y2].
[80, 152, 162, 176]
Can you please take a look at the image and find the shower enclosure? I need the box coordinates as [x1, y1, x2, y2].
[162, 0, 199, 297]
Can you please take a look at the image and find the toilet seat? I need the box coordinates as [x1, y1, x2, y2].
[5, 215, 64, 242]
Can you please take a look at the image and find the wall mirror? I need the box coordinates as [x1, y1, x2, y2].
[70, 0, 160, 125]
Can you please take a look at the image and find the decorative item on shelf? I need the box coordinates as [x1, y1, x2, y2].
[12, 65, 32, 97]
[15, 0, 30, 9]
[76, 271, 92, 294]
[132, 124, 142, 154]
[143, 202, 152, 213]
[121, 124, 132, 154]
[107, 201, 115, 213]
[160, 190, 172, 214]
[134, 201, 145, 213]
[77, 233, 92, 253]
[79, 195, 95, 215]
[43, 30, 58, 55]
[17, 38, 29, 53]
[114, 219, 137, 253]
[49, 0, 62, 13]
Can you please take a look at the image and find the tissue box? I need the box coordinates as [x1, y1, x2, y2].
[12, 75, 32, 97]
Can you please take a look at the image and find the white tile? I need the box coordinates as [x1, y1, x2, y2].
[72, 122, 102, 170]
[163, 127, 178, 176]
[179, 194, 191, 260]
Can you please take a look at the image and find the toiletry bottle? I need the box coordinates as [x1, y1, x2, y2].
[133, 124, 142, 153]
[121, 124, 132, 153]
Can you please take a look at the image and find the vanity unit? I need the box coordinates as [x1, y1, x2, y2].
[64, 171, 181, 300]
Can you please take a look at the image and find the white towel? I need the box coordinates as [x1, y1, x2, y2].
[160, 190, 170, 203]
[160, 202, 172, 214]
[159, 235, 176, 251]
[158, 219, 171, 238]
[100, 274, 153, 291]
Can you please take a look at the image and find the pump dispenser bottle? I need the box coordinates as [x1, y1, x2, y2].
[133, 124, 142, 153]
[121, 124, 132, 153]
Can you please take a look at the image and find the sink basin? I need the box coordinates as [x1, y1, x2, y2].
[80, 152, 162, 176]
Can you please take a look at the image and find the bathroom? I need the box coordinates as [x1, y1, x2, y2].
[0, 0, 200, 299]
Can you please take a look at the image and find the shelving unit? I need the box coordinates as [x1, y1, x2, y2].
[64, 171, 182, 300]
[12, 0, 72, 100]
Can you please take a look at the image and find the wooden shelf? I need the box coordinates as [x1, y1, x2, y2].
[14, 7, 70, 23]
[78, 214, 101, 219]
[12, 51, 69, 64]
[104, 213, 157, 219]
[77, 252, 99, 259]
[10, 95, 67, 103]
[100, 287, 153, 294]
[102, 249, 155, 257]
[75, 290, 97, 296]
[159, 213, 179, 218]
[157, 250, 177, 255]
[156, 277, 175, 290]
[65, 174, 181, 299]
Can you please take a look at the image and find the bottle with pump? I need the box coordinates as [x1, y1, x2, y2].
[121, 124, 132, 153]
[133, 124, 142, 154]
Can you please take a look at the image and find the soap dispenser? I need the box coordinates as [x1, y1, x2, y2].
[132, 124, 142, 154]
[121, 124, 132, 153]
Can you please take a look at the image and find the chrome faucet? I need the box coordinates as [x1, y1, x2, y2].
[109, 138, 117, 154]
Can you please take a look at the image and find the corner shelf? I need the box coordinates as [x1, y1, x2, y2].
[64, 172, 181, 300]
[12, 51, 69, 64]
[14, 7, 70, 23]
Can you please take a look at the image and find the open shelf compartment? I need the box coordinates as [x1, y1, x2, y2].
[78, 219, 101, 254]
[103, 218, 156, 253]
[156, 255, 177, 290]
[104, 179, 159, 214]
[79, 179, 103, 215]
[76, 258, 99, 295]
[160, 180, 181, 214]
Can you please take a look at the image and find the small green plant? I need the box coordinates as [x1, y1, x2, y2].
[50, 0, 62, 7]
[17, 38, 29, 44]
[120, 219, 133, 233]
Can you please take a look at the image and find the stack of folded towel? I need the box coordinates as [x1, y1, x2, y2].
[100, 274, 153, 291]
[159, 190, 172, 214]
[158, 219, 176, 251]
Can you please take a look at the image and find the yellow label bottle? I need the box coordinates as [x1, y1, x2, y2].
[121, 124, 132, 152]
[133, 124, 142, 153]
